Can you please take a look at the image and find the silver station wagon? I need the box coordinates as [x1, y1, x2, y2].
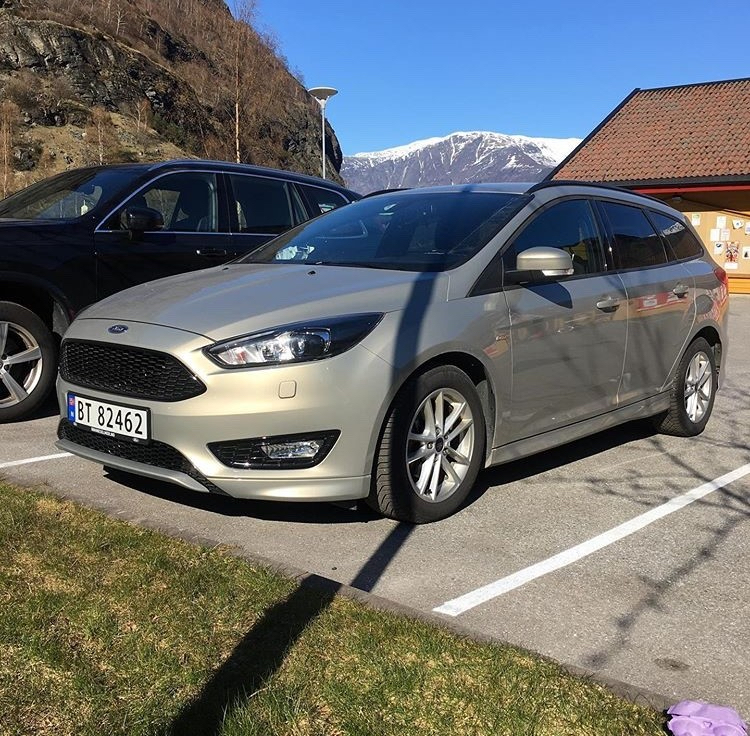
[56, 182, 729, 522]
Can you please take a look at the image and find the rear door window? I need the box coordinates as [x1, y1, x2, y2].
[229, 175, 294, 235]
[648, 211, 705, 261]
[599, 201, 668, 269]
[298, 184, 349, 215]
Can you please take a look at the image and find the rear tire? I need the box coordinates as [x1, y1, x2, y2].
[653, 337, 717, 437]
[367, 366, 485, 523]
[0, 301, 57, 423]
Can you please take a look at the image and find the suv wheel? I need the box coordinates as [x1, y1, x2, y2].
[653, 337, 717, 437]
[368, 366, 485, 523]
[0, 302, 57, 423]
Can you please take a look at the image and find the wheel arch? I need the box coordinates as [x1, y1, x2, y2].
[0, 277, 72, 338]
[368, 350, 497, 469]
[691, 325, 723, 376]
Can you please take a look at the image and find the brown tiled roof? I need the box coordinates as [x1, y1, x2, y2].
[552, 78, 750, 184]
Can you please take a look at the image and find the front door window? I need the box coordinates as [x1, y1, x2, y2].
[121, 172, 219, 233]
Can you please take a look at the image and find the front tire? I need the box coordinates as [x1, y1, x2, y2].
[368, 366, 485, 523]
[653, 337, 717, 437]
[0, 302, 57, 423]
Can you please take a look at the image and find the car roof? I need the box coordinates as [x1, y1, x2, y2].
[72, 160, 360, 197]
[373, 183, 534, 196]
[360, 180, 676, 211]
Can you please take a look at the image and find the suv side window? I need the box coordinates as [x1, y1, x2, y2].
[505, 199, 604, 275]
[229, 175, 294, 234]
[120, 172, 218, 232]
[299, 184, 349, 215]
[599, 201, 668, 269]
[648, 211, 704, 261]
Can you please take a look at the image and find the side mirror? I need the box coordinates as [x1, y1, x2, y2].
[506, 247, 574, 284]
[120, 206, 164, 234]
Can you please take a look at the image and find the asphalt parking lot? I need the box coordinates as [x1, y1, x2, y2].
[2, 295, 749, 713]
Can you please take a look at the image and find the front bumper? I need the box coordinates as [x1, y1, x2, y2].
[56, 318, 392, 503]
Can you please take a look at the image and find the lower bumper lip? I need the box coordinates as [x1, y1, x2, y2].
[56, 436, 371, 502]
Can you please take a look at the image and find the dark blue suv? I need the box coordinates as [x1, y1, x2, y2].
[0, 159, 359, 422]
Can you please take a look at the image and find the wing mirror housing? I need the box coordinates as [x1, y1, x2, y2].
[120, 206, 164, 236]
[505, 247, 574, 284]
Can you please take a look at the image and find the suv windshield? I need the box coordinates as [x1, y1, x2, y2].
[240, 190, 528, 271]
[0, 168, 140, 221]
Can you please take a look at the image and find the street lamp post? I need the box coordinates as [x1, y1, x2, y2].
[308, 86, 337, 179]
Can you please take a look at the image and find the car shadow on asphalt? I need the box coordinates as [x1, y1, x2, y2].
[102, 466, 383, 525]
[104, 419, 657, 526]
[466, 419, 657, 504]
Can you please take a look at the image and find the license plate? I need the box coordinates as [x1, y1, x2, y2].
[67, 393, 150, 442]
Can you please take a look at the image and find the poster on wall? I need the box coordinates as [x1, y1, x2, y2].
[688, 209, 750, 282]
[725, 242, 740, 270]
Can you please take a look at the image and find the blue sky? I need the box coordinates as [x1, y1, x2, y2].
[245, 1, 749, 156]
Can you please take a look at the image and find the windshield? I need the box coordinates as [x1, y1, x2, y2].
[0, 168, 140, 221]
[240, 190, 529, 271]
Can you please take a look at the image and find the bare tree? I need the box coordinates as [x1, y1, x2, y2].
[230, 0, 258, 163]
[0, 100, 19, 197]
[136, 97, 151, 134]
[87, 106, 117, 165]
[115, 2, 126, 36]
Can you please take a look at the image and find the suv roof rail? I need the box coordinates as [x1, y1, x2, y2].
[527, 179, 667, 205]
[361, 187, 412, 198]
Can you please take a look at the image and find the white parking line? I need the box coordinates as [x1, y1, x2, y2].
[0, 452, 72, 469]
[434, 462, 750, 617]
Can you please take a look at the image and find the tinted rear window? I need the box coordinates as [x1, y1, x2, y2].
[299, 184, 349, 214]
[649, 211, 705, 260]
[600, 201, 668, 269]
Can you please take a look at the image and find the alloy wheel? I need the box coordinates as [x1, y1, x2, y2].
[684, 350, 713, 424]
[405, 388, 475, 503]
[0, 320, 44, 408]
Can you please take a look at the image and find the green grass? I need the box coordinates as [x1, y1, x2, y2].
[0, 482, 666, 736]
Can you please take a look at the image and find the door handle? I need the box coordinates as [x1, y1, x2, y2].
[672, 283, 689, 298]
[596, 297, 620, 312]
[196, 247, 227, 257]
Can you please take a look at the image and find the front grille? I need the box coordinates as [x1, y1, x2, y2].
[60, 340, 206, 402]
[58, 420, 224, 494]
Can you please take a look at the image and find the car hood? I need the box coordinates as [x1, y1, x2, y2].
[80, 263, 450, 340]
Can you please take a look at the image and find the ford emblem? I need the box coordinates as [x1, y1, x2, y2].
[108, 324, 129, 334]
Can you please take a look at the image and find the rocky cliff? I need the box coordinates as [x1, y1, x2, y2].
[0, 0, 343, 192]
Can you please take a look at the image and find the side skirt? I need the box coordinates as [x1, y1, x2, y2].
[487, 393, 671, 468]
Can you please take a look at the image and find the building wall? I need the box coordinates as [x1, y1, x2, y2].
[687, 209, 750, 294]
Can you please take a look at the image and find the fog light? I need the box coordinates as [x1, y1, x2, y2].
[208, 431, 340, 469]
[261, 439, 323, 460]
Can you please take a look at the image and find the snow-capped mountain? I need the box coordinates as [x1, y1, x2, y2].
[341, 131, 581, 193]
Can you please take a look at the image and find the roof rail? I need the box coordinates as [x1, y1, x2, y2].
[361, 187, 411, 198]
[527, 179, 667, 204]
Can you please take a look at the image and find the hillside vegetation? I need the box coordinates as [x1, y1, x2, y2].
[0, 0, 342, 194]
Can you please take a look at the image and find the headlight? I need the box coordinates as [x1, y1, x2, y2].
[205, 313, 383, 368]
